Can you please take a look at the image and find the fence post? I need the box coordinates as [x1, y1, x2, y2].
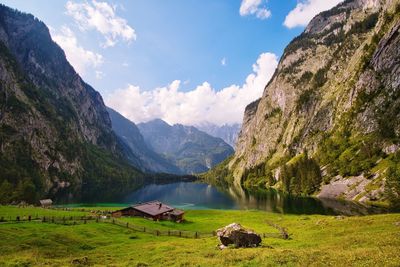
[42, 216, 46, 222]
[28, 215, 31, 222]
[126, 222, 129, 228]
[179, 231, 181, 237]
[195, 232, 198, 239]
[168, 230, 170, 236]
[143, 227, 146, 232]
[84, 219, 87, 224]
[156, 230, 159, 236]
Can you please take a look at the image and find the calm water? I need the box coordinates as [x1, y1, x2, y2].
[121, 182, 385, 216]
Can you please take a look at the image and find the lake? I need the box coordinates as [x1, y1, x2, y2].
[122, 182, 386, 216]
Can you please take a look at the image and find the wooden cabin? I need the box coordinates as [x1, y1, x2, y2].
[39, 199, 53, 208]
[112, 201, 184, 222]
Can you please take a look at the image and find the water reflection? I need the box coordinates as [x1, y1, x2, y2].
[124, 182, 386, 215]
[124, 182, 237, 210]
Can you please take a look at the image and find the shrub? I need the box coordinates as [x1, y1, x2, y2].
[296, 89, 316, 112]
[283, 33, 315, 58]
[349, 13, 379, 35]
[265, 107, 282, 119]
[313, 67, 328, 88]
[295, 71, 313, 86]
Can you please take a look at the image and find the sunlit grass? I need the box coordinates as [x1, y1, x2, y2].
[0, 206, 399, 266]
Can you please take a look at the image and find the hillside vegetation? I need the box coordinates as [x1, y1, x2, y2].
[0, 5, 149, 203]
[206, 0, 400, 207]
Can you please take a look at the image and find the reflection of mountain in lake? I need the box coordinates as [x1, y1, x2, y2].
[124, 183, 237, 210]
[124, 182, 387, 215]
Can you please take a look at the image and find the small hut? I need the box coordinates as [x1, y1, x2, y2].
[39, 199, 53, 208]
[112, 201, 184, 222]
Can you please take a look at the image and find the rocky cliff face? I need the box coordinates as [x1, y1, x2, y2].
[0, 5, 143, 203]
[138, 119, 234, 174]
[223, 0, 400, 205]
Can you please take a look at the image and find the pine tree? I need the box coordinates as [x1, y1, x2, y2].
[0, 179, 13, 204]
[385, 166, 400, 207]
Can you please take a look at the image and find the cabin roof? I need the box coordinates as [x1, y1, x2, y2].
[132, 201, 174, 216]
[168, 209, 184, 216]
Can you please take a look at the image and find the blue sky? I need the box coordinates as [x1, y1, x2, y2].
[0, 0, 343, 125]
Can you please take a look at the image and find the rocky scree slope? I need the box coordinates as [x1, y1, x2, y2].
[207, 0, 400, 206]
[0, 5, 144, 203]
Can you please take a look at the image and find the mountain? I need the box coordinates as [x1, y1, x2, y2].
[205, 0, 400, 207]
[196, 123, 241, 148]
[138, 119, 234, 174]
[0, 5, 145, 203]
[107, 107, 182, 174]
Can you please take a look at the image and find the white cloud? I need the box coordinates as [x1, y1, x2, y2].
[65, 0, 136, 47]
[284, 0, 344, 29]
[51, 26, 103, 76]
[105, 53, 278, 126]
[240, 0, 271, 20]
[95, 70, 104, 79]
[221, 57, 227, 66]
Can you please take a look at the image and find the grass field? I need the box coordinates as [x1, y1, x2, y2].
[0, 206, 399, 266]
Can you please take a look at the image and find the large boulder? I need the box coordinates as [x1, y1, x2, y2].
[216, 223, 262, 248]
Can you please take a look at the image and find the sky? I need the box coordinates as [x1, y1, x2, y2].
[1, 0, 343, 126]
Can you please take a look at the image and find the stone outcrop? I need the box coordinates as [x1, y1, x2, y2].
[217, 223, 262, 248]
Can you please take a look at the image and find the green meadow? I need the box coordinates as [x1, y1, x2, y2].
[0, 206, 399, 266]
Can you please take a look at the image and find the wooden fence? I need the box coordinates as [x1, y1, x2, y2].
[0, 215, 285, 240]
[0, 215, 97, 224]
[105, 218, 215, 238]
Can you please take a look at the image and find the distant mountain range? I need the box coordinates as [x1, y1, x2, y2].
[137, 119, 234, 174]
[107, 108, 235, 175]
[196, 123, 241, 148]
[107, 108, 182, 174]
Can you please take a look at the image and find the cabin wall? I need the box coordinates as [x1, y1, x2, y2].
[112, 206, 185, 222]
[111, 211, 123, 218]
